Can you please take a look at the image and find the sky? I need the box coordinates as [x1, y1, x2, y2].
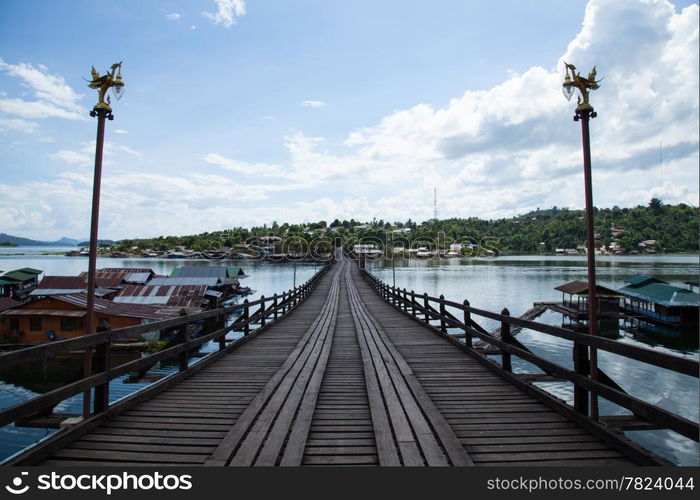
[0, 0, 698, 241]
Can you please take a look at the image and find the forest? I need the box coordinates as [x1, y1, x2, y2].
[112, 200, 698, 255]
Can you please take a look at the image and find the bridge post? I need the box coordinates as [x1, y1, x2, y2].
[423, 293, 429, 323]
[243, 299, 250, 336]
[260, 296, 266, 327]
[403, 288, 408, 312]
[93, 320, 112, 414]
[217, 310, 225, 351]
[411, 290, 416, 317]
[439, 295, 447, 333]
[281, 292, 287, 314]
[463, 300, 472, 348]
[273, 294, 279, 320]
[573, 342, 590, 416]
[500, 308, 512, 372]
[82, 347, 93, 418]
[176, 315, 188, 372]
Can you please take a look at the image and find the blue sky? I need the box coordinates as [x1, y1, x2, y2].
[0, 0, 698, 240]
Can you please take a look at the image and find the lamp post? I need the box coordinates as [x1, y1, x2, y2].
[83, 62, 124, 417]
[562, 62, 601, 418]
[391, 232, 396, 288]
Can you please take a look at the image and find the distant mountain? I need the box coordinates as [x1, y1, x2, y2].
[56, 237, 82, 246]
[76, 239, 117, 247]
[0, 233, 82, 247]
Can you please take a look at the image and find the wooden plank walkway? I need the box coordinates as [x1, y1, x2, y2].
[33, 255, 639, 467]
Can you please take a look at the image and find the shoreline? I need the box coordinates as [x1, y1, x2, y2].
[1, 250, 699, 258]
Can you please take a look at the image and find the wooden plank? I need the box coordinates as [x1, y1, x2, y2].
[258, 270, 340, 465]
[207, 263, 342, 466]
[51, 448, 208, 463]
[346, 263, 472, 467]
[347, 281, 401, 466]
[233, 271, 340, 465]
[67, 440, 215, 455]
[350, 287, 445, 466]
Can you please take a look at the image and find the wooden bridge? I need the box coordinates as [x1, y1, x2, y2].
[1, 252, 697, 466]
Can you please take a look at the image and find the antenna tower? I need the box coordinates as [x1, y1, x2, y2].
[433, 188, 438, 220]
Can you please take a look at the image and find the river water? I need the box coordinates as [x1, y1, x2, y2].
[0, 251, 698, 465]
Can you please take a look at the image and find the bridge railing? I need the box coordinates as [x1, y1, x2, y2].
[349, 252, 698, 446]
[0, 259, 334, 432]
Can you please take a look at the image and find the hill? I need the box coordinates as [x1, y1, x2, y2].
[0, 233, 80, 247]
[111, 200, 699, 255]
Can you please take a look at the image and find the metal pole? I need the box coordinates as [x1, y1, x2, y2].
[577, 107, 599, 419]
[391, 233, 396, 288]
[293, 260, 297, 288]
[81, 107, 110, 418]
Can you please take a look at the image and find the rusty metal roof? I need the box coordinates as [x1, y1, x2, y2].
[76, 268, 155, 288]
[54, 294, 174, 320]
[0, 297, 21, 312]
[2, 309, 86, 317]
[98, 268, 154, 274]
[114, 284, 207, 309]
[37, 276, 86, 289]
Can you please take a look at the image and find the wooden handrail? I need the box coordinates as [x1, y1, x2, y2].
[0, 262, 329, 371]
[357, 264, 699, 442]
[0, 260, 334, 428]
[360, 268, 699, 378]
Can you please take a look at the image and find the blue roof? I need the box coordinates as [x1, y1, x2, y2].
[619, 282, 699, 308]
[624, 275, 666, 287]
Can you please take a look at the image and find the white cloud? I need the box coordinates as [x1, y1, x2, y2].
[0, 58, 87, 122]
[114, 129, 129, 135]
[302, 100, 326, 108]
[202, 0, 246, 28]
[0, 118, 39, 133]
[1, 0, 698, 240]
[201, 153, 287, 177]
[166, 12, 182, 21]
[47, 140, 142, 167]
[47, 150, 93, 166]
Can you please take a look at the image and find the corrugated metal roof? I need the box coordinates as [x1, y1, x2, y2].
[171, 266, 227, 280]
[125, 272, 152, 284]
[554, 280, 621, 297]
[77, 268, 154, 288]
[30, 289, 85, 296]
[625, 275, 666, 287]
[0, 297, 21, 312]
[2, 309, 86, 317]
[16, 267, 42, 275]
[149, 277, 219, 286]
[1, 271, 36, 282]
[37, 276, 86, 289]
[53, 293, 174, 320]
[30, 287, 118, 297]
[114, 284, 207, 309]
[619, 283, 700, 308]
[99, 268, 154, 274]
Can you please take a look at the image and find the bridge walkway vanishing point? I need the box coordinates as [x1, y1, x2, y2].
[11, 255, 649, 466]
